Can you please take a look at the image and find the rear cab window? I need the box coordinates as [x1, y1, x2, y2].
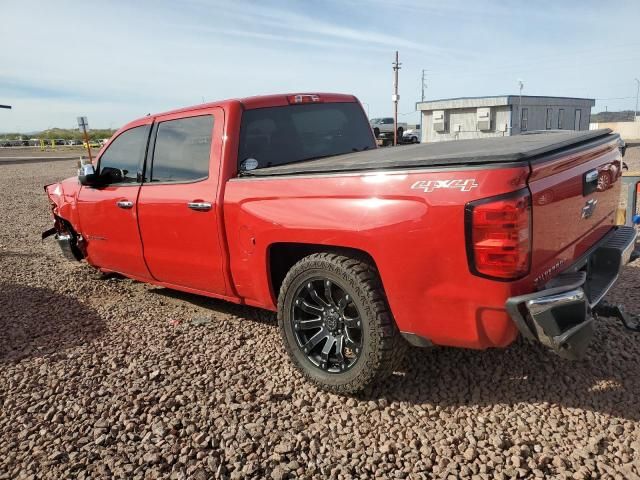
[238, 102, 375, 171]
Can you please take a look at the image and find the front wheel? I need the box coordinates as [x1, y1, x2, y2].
[278, 253, 403, 393]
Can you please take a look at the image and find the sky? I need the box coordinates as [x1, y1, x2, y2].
[1, 0, 639, 132]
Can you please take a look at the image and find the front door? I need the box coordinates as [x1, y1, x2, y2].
[76, 121, 152, 279]
[574, 109, 582, 130]
[137, 108, 227, 295]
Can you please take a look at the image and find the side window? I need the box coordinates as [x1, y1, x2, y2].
[521, 108, 528, 131]
[151, 115, 214, 183]
[546, 108, 553, 129]
[98, 125, 149, 184]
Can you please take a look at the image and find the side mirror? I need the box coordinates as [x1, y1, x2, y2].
[78, 164, 104, 187]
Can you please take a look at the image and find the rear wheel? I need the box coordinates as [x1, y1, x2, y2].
[397, 127, 404, 141]
[373, 127, 380, 138]
[278, 253, 403, 393]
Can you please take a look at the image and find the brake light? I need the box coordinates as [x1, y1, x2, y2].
[465, 189, 531, 280]
[287, 94, 321, 104]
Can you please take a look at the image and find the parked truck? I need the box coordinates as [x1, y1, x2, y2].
[370, 117, 407, 142]
[44, 93, 638, 393]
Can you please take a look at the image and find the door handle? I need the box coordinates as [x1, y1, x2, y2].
[187, 201, 212, 211]
[116, 200, 134, 209]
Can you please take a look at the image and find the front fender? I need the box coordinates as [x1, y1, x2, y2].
[44, 176, 82, 232]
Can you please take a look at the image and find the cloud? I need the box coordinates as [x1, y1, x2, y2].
[1, 0, 639, 131]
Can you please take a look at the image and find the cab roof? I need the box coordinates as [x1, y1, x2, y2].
[150, 92, 358, 118]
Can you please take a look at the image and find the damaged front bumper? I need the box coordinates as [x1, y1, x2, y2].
[42, 225, 84, 261]
[506, 226, 638, 360]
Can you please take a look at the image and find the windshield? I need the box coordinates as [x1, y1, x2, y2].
[238, 102, 375, 170]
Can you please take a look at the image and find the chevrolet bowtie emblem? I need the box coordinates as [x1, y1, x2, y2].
[582, 198, 598, 219]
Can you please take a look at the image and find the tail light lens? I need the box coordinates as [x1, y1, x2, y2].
[465, 189, 531, 280]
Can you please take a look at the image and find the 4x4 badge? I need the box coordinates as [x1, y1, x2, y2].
[411, 179, 479, 193]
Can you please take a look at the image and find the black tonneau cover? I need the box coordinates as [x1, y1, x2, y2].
[245, 129, 614, 177]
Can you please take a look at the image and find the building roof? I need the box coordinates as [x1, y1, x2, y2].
[416, 95, 595, 111]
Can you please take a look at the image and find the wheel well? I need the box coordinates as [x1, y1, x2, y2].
[268, 243, 377, 301]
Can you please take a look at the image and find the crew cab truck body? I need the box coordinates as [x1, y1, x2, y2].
[44, 93, 637, 393]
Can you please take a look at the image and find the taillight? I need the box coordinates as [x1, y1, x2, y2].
[465, 189, 531, 280]
[287, 94, 321, 104]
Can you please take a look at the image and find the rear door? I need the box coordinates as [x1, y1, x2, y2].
[76, 121, 152, 279]
[137, 108, 227, 295]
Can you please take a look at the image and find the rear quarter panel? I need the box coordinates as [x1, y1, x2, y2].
[224, 165, 531, 349]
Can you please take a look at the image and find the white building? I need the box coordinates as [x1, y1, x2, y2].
[416, 95, 595, 143]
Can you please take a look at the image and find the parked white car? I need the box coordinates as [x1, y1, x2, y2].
[369, 117, 407, 139]
[403, 128, 421, 143]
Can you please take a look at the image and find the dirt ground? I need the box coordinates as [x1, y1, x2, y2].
[1, 160, 640, 479]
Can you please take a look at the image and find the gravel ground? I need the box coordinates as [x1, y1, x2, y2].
[2, 160, 640, 480]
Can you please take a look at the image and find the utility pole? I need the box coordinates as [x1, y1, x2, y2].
[421, 69, 427, 102]
[635, 78, 639, 122]
[392, 51, 401, 146]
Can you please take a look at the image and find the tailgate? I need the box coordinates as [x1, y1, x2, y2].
[528, 134, 623, 285]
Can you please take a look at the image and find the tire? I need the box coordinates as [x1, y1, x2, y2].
[411, 136, 419, 144]
[397, 127, 404, 140]
[373, 127, 380, 138]
[278, 252, 403, 393]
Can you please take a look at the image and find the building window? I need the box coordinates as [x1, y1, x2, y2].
[558, 109, 564, 129]
[521, 108, 528, 131]
[546, 108, 553, 129]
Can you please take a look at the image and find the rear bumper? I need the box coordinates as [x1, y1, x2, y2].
[506, 226, 637, 359]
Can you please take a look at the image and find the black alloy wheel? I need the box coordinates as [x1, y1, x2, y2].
[291, 277, 363, 372]
[278, 253, 404, 393]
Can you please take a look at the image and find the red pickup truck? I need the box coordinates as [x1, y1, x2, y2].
[44, 93, 638, 393]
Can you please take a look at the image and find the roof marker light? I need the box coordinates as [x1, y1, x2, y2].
[287, 94, 321, 104]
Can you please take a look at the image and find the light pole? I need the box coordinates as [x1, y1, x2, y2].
[421, 69, 427, 102]
[518, 79, 524, 131]
[635, 78, 639, 122]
